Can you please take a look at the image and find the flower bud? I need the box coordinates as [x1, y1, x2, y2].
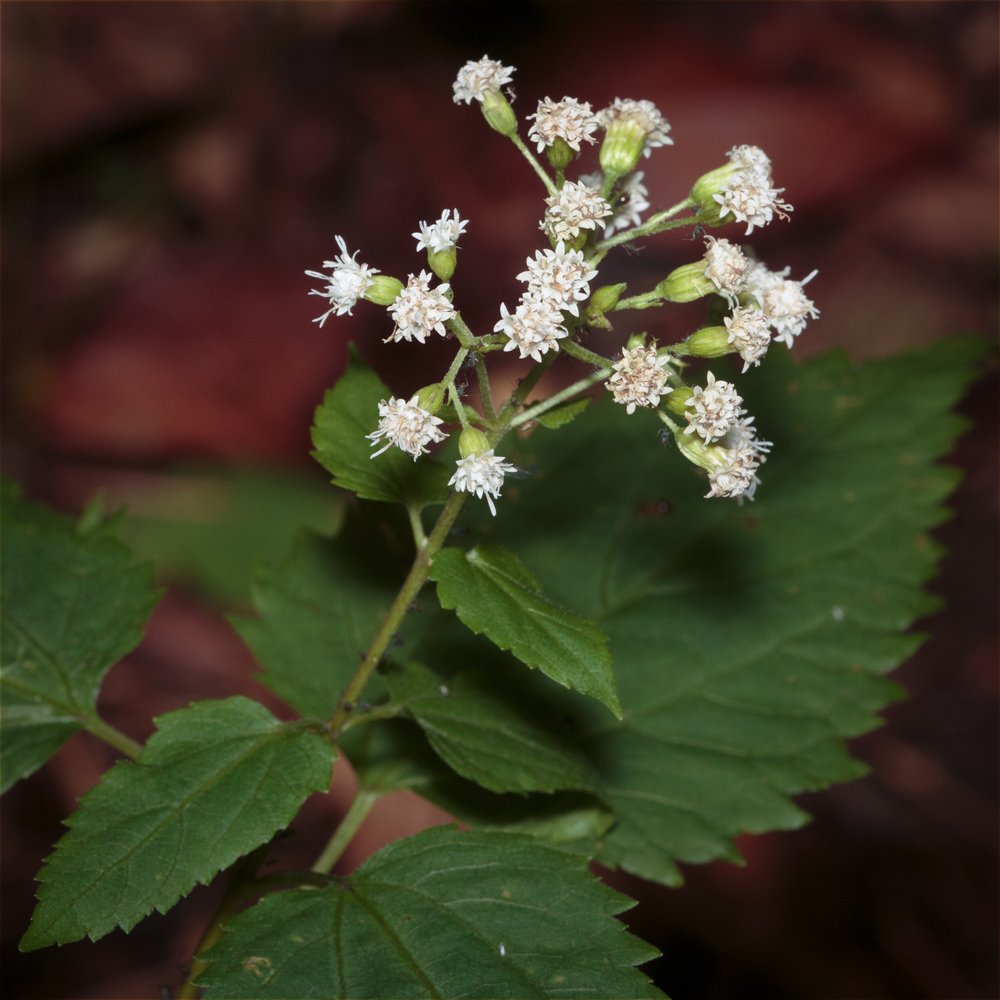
[458, 426, 490, 459]
[546, 137, 575, 172]
[674, 427, 726, 472]
[480, 89, 517, 137]
[600, 122, 646, 179]
[427, 247, 457, 282]
[682, 326, 732, 359]
[690, 162, 742, 214]
[363, 275, 405, 306]
[656, 262, 715, 303]
[584, 281, 627, 329]
[414, 382, 446, 415]
[665, 386, 693, 415]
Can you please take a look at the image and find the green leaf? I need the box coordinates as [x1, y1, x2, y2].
[233, 514, 404, 718]
[344, 718, 614, 850]
[196, 826, 662, 998]
[21, 697, 334, 950]
[480, 340, 985, 885]
[1, 481, 160, 792]
[534, 398, 589, 429]
[311, 346, 450, 506]
[429, 544, 621, 718]
[385, 659, 597, 795]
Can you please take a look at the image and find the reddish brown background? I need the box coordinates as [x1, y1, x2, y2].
[2, 3, 997, 998]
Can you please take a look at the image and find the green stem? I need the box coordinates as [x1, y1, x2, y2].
[177, 842, 273, 999]
[560, 339, 615, 369]
[405, 503, 426, 548]
[494, 352, 558, 431]
[475, 354, 497, 426]
[85, 715, 143, 759]
[596, 202, 698, 253]
[327, 490, 467, 735]
[448, 311, 478, 348]
[510, 367, 611, 428]
[509, 133, 557, 195]
[311, 790, 379, 874]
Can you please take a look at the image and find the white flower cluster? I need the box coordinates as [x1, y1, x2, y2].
[527, 97, 600, 154]
[607, 345, 672, 414]
[305, 236, 378, 326]
[540, 180, 613, 244]
[368, 396, 447, 460]
[745, 262, 820, 349]
[413, 209, 468, 253]
[705, 417, 773, 501]
[452, 56, 514, 105]
[714, 144, 793, 236]
[581, 171, 650, 236]
[599, 98, 673, 155]
[387, 271, 455, 344]
[448, 449, 517, 516]
[684, 371, 745, 443]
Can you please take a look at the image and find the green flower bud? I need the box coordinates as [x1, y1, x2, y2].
[546, 137, 575, 172]
[427, 247, 457, 282]
[682, 326, 732, 359]
[690, 162, 741, 210]
[458, 426, 490, 459]
[480, 88, 517, 137]
[599, 121, 646, 179]
[656, 262, 715, 303]
[674, 427, 726, 472]
[364, 275, 405, 306]
[414, 383, 446, 415]
[584, 282, 627, 329]
[665, 386, 693, 415]
[590, 282, 627, 313]
[624, 331, 649, 352]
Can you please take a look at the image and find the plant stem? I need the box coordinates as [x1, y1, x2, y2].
[560, 339, 614, 369]
[596, 201, 698, 253]
[510, 368, 611, 428]
[327, 490, 467, 736]
[476, 354, 496, 426]
[177, 842, 273, 999]
[311, 790, 379, 874]
[85, 716, 143, 759]
[509, 133, 557, 195]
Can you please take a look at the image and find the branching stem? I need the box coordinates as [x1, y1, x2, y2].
[311, 790, 379, 874]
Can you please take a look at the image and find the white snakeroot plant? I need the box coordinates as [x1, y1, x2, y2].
[18, 57, 974, 1000]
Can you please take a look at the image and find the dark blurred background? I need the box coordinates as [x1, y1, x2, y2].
[1, 2, 997, 998]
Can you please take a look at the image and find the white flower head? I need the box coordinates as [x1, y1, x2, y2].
[684, 371, 744, 442]
[527, 96, 600, 153]
[495, 295, 568, 362]
[581, 170, 650, 237]
[449, 448, 517, 516]
[702, 236, 750, 307]
[599, 98, 673, 155]
[516, 241, 598, 316]
[305, 236, 378, 325]
[705, 444, 762, 501]
[387, 271, 455, 344]
[727, 144, 773, 179]
[724, 306, 772, 372]
[453, 56, 514, 105]
[747, 263, 819, 347]
[540, 180, 612, 243]
[367, 396, 447, 460]
[412, 209, 469, 253]
[607, 345, 672, 414]
[714, 172, 793, 236]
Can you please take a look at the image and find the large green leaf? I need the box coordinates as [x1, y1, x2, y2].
[476, 340, 983, 885]
[311, 346, 451, 506]
[233, 515, 404, 718]
[385, 659, 597, 795]
[0, 481, 160, 792]
[429, 544, 621, 718]
[195, 826, 662, 998]
[21, 697, 334, 950]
